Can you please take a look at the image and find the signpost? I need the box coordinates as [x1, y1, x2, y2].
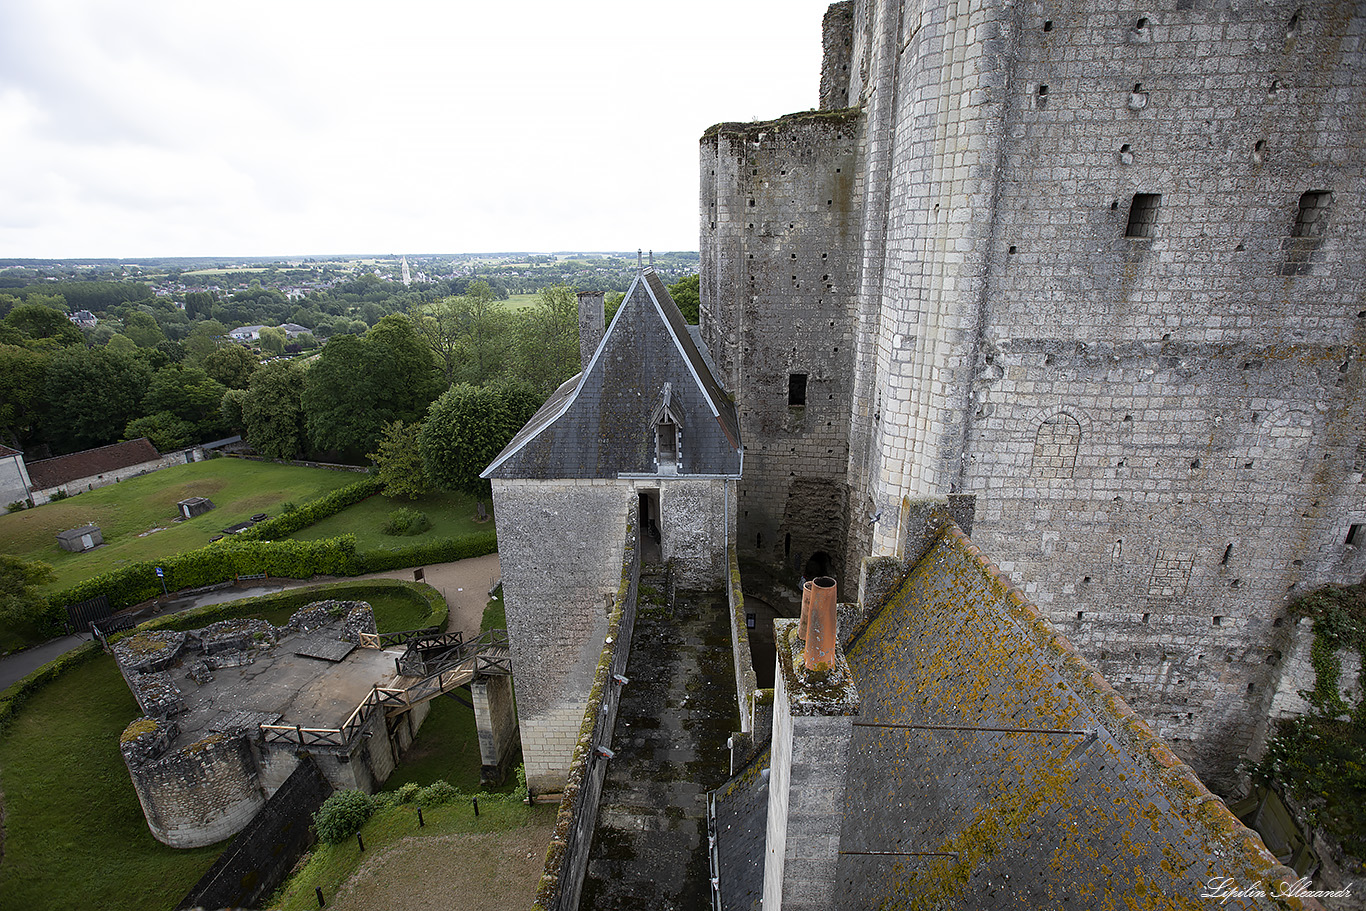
[155, 566, 167, 596]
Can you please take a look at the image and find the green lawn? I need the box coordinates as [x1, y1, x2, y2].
[0, 581, 448, 911]
[499, 292, 540, 312]
[0, 459, 360, 592]
[290, 489, 491, 552]
[0, 653, 225, 911]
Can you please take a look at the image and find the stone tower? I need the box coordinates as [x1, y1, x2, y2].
[701, 0, 1366, 788]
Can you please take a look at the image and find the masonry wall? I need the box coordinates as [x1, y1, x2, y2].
[491, 478, 631, 791]
[660, 478, 733, 588]
[706, 0, 1366, 787]
[700, 111, 863, 589]
[837, 529, 1316, 909]
[127, 732, 265, 849]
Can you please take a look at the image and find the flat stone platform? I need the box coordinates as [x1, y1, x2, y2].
[169, 623, 404, 750]
[581, 588, 740, 910]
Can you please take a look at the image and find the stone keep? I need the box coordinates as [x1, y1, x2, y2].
[700, 0, 1366, 789]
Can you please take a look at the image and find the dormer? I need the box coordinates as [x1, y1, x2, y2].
[651, 383, 686, 475]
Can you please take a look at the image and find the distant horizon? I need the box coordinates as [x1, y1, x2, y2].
[0, 250, 701, 265]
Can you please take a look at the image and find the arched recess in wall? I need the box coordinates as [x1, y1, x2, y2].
[1030, 407, 1089, 480]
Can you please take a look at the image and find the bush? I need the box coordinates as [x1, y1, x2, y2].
[235, 477, 381, 542]
[380, 508, 431, 537]
[357, 531, 497, 574]
[313, 789, 374, 844]
[50, 535, 363, 613]
[48, 489, 70, 502]
[417, 780, 459, 806]
[6, 500, 27, 512]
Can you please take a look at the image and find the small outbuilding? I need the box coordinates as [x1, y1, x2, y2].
[177, 497, 215, 519]
[57, 524, 103, 552]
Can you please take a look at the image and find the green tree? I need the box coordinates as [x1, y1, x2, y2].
[44, 346, 152, 453]
[668, 274, 700, 324]
[220, 387, 248, 432]
[4, 303, 83, 349]
[143, 365, 228, 440]
[0, 555, 56, 634]
[122, 311, 166, 348]
[0, 344, 49, 450]
[419, 381, 540, 509]
[367, 420, 428, 500]
[184, 320, 228, 363]
[184, 291, 215, 320]
[123, 412, 195, 451]
[258, 326, 287, 356]
[202, 344, 259, 389]
[302, 316, 442, 458]
[516, 285, 581, 396]
[241, 361, 307, 460]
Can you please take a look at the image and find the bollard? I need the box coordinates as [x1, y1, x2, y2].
[357, 832, 365, 852]
[418, 806, 425, 827]
[472, 796, 480, 817]
[316, 886, 326, 907]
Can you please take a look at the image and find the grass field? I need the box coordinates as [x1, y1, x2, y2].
[290, 488, 491, 552]
[0, 582, 448, 911]
[0, 459, 360, 592]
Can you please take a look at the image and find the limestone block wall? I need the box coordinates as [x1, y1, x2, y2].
[700, 111, 863, 587]
[123, 727, 265, 850]
[660, 478, 733, 588]
[491, 478, 632, 791]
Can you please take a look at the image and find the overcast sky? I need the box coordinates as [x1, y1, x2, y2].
[0, 1, 837, 260]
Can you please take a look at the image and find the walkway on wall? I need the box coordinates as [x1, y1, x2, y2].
[579, 585, 740, 910]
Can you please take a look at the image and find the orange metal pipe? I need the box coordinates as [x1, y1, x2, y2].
[803, 576, 838, 672]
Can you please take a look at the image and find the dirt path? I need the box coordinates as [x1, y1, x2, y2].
[363, 552, 502, 637]
[321, 823, 552, 911]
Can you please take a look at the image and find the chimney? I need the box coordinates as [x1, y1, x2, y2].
[764, 576, 859, 910]
[577, 291, 605, 371]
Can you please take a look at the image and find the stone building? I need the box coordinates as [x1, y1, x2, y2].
[483, 268, 742, 792]
[700, 0, 1366, 788]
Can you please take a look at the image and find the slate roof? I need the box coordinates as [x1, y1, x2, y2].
[26, 438, 161, 490]
[483, 268, 741, 480]
[709, 526, 1312, 910]
[0, 444, 21, 458]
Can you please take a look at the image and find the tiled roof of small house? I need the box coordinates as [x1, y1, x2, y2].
[483, 268, 741, 480]
[0, 443, 21, 458]
[26, 438, 160, 491]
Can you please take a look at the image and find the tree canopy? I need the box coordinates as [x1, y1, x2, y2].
[419, 381, 541, 502]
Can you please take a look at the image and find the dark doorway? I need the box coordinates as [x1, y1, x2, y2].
[638, 489, 662, 564]
[802, 551, 831, 579]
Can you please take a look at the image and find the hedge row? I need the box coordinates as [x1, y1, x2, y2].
[0, 642, 103, 732]
[51, 536, 363, 615]
[235, 477, 383, 541]
[356, 531, 498, 573]
[126, 579, 449, 637]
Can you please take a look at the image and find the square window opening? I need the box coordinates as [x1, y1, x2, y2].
[1292, 190, 1332, 238]
[1125, 193, 1161, 238]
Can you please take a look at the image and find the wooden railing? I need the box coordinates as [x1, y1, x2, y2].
[357, 626, 444, 649]
[259, 629, 510, 749]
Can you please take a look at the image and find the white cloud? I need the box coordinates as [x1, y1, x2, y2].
[0, 0, 836, 257]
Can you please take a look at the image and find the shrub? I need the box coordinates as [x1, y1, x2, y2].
[234, 477, 382, 542]
[48, 489, 70, 502]
[393, 781, 421, 804]
[313, 789, 374, 844]
[417, 780, 459, 805]
[5, 500, 27, 512]
[381, 507, 431, 537]
[357, 531, 497, 573]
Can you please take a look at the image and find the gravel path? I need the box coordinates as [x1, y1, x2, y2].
[320, 823, 552, 911]
[362, 552, 502, 638]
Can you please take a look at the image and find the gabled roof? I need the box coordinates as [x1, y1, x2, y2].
[0, 443, 21, 458]
[482, 268, 741, 480]
[26, 438, 160, 490]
